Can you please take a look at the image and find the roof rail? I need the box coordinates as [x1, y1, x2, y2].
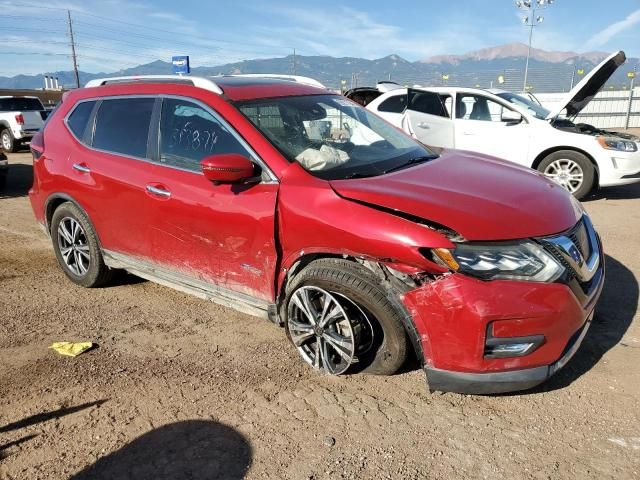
[84, 75, 224, 95]
[224, 74, 326, 88]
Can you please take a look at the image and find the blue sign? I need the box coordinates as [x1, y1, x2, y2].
[172, 56, 190, 75]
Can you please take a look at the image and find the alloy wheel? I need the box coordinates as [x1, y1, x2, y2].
[543, 159, 584, 193]
[1, 132, 10, 151]
[287, 286, 373, 375]
[57, 217, 91, 276]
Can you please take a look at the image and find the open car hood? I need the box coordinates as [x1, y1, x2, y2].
[329, 150, 581, 241]
[546, 50, 626, 120]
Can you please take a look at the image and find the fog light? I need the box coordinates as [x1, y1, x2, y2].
[484, 324, 544, 359]
[485, 342, 537, 357]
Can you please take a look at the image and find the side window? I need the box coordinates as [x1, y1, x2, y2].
[93, 98, 154, 157]
[456, 94, 508, 122]
[66, 101, 96, 139]
[408, 91, 451, 118]
[159, 98, 250, 172]
[377, 94, 407, 113]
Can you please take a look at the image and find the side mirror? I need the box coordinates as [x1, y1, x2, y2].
[201, 154, 255, 184]
[501, 109, 523, 124]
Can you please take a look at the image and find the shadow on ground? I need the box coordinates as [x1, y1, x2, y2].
[0, 163, 33, 199]
[70, 420, 252, 480]
[585, 182, 640, 201]
[0, 400, 106, 459]
[529, 254, 637, 393]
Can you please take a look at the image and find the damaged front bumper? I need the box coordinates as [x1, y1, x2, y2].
[402, 255, 604, 395]
[424, 311, 593, 394]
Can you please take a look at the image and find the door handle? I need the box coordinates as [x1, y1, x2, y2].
[146, 185, 171, 198]
[417, 122, 430, 129]
[72, 163, 91, 173]
[462, 131, 475, 135]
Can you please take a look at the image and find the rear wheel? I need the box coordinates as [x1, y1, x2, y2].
[50, 202, 115, 287]
[1, 129, 18, 153]
[284, 259, 409, 376]
[538, 150, 595, 200]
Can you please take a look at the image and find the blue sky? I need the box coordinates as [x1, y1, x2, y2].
[1, 0, 639, 76]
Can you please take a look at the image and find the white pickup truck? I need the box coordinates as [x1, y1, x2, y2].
[0, 96, 47, 153]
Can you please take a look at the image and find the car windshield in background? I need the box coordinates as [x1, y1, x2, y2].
[496, 92, 551, 120]
[0, 97, 44, 112]
[237, 94, 436, 180]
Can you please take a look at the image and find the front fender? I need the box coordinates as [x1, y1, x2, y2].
[276, 164, 454, 293]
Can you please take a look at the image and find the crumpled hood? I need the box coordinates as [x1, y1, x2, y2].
[330, 150, 581, 241]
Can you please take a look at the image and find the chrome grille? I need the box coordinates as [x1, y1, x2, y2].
[540, 215, 600, 283]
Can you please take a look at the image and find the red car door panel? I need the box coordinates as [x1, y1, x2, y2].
[144, 97, 279, 301]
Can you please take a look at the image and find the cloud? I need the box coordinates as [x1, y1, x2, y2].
[250, 6, 484, 61]
[585, 8, 640, 50]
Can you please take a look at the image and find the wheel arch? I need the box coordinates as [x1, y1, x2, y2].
[531, 146, 600, 187]
[276, 252, 427, 368]
[45, 193, 103, 248]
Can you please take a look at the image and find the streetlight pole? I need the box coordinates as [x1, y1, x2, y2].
[516, 0, 554, 93]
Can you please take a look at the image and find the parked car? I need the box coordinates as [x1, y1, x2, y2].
[0, 96, 48, 153]
[29, 74, 604, 394]
[0, 151, 7, 189]
[349, 51, 639, 200]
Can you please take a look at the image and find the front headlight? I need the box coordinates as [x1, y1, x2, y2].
[432, 241, 564, 282]
[597, 136, 638, 152]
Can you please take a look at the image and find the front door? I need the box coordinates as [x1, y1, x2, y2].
[453, 93, 531, 165]
[145, 97, 279, 301]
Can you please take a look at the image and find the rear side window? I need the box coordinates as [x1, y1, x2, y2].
[67, 101, 96, 139]
[93, 98, 154, 158]
[159, 98, 250, 172]
[408, 91, 450, 118]
[377, 94, 407, 113]
[0, 97, 44, 111]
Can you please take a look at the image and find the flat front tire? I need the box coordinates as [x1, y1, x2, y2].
[50, 202, 115, 287]
[284, 259, 409, 376]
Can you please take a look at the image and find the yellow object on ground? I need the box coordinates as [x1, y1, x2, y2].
[49, 342, 94, 357]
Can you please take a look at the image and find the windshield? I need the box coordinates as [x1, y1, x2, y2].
[236, 94, 436, 180]
[0, 97, 44, 112]
[495, 92, 551, 120]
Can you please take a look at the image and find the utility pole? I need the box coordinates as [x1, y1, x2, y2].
[292, 48, 297, 76]
[67, 10, 80, 88]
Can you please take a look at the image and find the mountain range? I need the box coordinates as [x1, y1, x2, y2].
[1, 43, 637, 93]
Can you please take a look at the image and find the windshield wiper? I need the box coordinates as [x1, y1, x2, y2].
[381, 155, 437, 175]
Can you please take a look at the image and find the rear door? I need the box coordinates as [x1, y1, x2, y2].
[65, 96, 157, 258]
[402, 89, 454, 148]
[453, 93, 531, 164]
[145, 97, 279, 301]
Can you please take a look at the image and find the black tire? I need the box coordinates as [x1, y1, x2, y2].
[537, 150, 595, 200]
[284, 258, 408, 376]
[1, 129, 18, 153]
[50, 201, 115, 287]
[0, 172, 6, 191]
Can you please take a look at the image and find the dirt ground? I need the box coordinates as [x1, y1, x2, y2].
[1, 151, 639, 479]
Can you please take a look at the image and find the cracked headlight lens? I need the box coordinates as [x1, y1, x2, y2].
[433, 241, 564, 282]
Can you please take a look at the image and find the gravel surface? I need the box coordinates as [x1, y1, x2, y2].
[1, 152, 639, 479]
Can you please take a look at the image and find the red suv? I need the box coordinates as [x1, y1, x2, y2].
[29, 75, 604, 394]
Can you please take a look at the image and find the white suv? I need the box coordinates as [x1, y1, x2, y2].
[0, 96, 47, 153]
[352, 51, 639, 200]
